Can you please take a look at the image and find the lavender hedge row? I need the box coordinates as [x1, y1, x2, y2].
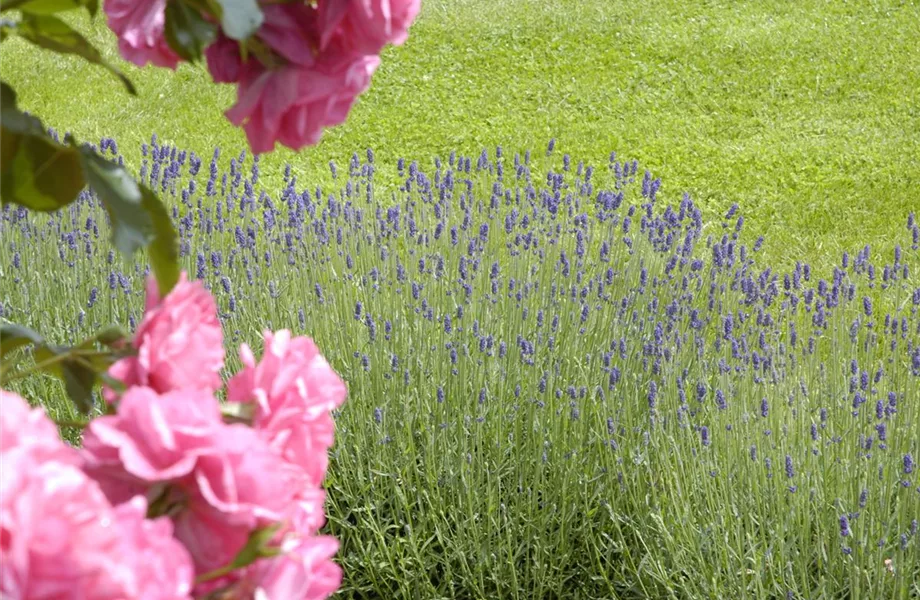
[1, 135, 918, 599]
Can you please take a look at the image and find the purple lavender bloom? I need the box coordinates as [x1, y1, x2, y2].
[905, 454, 915, 475]
[701, 426, 710, 446]
[647, 381, 657, 410]
[785, 455, 794, 479]
[196, 252, 206, 279]
[760, 398, 769, 418]
[715, 389, 726, 410]
[696, 382, 706, 402]
[87, 287, 98, 309]
[840, 515, 851, 537]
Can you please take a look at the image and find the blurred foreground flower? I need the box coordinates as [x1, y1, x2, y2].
[105, 0, 420, 154]
[2, 272, 347, 599]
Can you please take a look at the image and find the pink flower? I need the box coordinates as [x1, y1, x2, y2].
[224, 46, 379, 154]
[258, 5, 320, 68]
[82, 386, 224, 503]
[318, 0, 421, 54]
[82, 386, 301, 573]
[227, 330, 347, 487]
[1, 442, 193, 599]
[205, 33, 244, 84]
[192, 524, 341, 600]
[209, 0, 420, 153]
[105, 272, 224, 400]
[111, 496, 197, 600]
[172, 424, 302, 572]
[240, 536, 342, 600]
[0, 391, 77, 465]
[206, 5, 317, 87]
[104, 0, 180, 69]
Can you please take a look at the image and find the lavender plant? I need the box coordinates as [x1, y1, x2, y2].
[1, 136, 918, 599]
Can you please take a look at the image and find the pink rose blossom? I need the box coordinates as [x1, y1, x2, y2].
[105, 272, 224, 400]
[1, 444, 193, 599]
[111, 496, 197, 600]
[206, 5, 317, 87]
[0, 391, 77, 464]
[192, 526, 341, 599]
[208, 0, 420, 153]
[104, 0, 180, 69]
[227, 330, 347, 487]
[224, 46, 379, 154]
[81, 386, 224, 503]
[239, 535, 342, 600]
[205, 33, 244, 84]
[82, 386, 301, 573]
[171, 424, 302, 572]
[318, 0, 421, 54]
[258, 5, 319, 68]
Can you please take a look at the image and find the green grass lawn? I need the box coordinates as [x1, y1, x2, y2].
[3, 0, 918, 273]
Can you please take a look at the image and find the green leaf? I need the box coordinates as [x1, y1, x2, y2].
[211, 0, 262, 41]
[79, 150, 147, 253]
[140, 171, 180, 296]
[1, 0, 97, 16]
[30, 341, 111, 414]
[1, 82, 178, 297]
[15, 14, 135, 94]
[94, 324, 129, 348]
[0, 131, 84, 209]
[164, 0, 217, 62]
[60, 357, 97, 413]
[1, 82, 85, 211]
[221, 401, 255, 424]
[194, 524, 281, 585]
[0, 323, 45, 360]
[78, 150, 179, 296]
[230, 524, 282, 570]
